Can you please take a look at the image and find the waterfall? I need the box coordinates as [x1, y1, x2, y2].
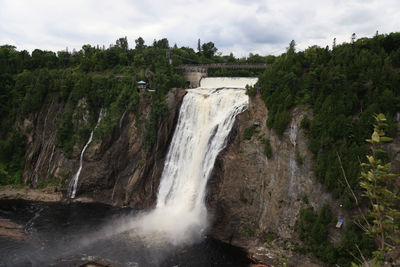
[125, 77, 257, 245]
[68, 109, 105, 199]
[32, 98, 54, 185]
[119, 110, 127, 129]
[156, 87, 249, 209]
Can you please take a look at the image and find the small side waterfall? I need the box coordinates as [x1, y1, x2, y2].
[125, 77, 257, 245]
[32, 98, 54, 185]
[119, 110, 127, 129]
[68, 109, 105, 198]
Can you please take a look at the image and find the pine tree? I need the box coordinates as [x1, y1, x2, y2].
[351, 33, 356, 44]
[197, 38, 201, 53]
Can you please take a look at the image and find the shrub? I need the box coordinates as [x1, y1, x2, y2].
[243, 125, 256, 140]
[359, 114, 399, 257]
[273, 110, 291, 138]
[296, 204, 375, 266]
[263, 138, 272, 158]
[0, 131, 27, 185]
[260, 231, 277, 243]
[245, 84, 257, 96]
[300, 116, 311, 131]
[144, 95, 169, 147]
[55, 111, 75, 158]
[295, 147, 303, 165]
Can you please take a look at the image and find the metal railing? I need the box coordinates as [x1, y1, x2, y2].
[175, 63, 268, 71]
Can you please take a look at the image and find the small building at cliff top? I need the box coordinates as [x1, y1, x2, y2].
[137, 80, 147, 91]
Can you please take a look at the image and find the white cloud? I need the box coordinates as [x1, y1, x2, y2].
[0, 0, 399, 56]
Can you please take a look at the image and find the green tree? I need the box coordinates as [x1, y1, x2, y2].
[287, 40, 296, 54]
[153, 38, 169, 49]
[359, 113, 399, 259]
[201, 42, 217, 58]
[197, 38, 201, 53]
[116, 36, 128, 51]
[135, 37, 146, 49]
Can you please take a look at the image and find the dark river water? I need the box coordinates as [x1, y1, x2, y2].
[0, 199, 251, 267]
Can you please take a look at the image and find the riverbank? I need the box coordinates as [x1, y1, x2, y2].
[0, 218, 30, 241]
[0, 185, 109, 204]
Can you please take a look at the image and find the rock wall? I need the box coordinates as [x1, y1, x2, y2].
[207, 94, 333, 265]
[19, 88, 400, 265]
[22, 88, 186, 208]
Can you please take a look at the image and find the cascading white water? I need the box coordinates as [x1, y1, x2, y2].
[157, 88, 249, 209]
[68, 110, 105, 198]
[119, 110, 127, 129]
[122, 77, 257, 245]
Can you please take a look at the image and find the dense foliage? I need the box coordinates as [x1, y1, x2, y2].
[0, 37, 187, 184]
[296, 205, 374, 266]
[262, 34, 400, 266]
[259, 33, 400, 207]
[0, 36, 278, 185]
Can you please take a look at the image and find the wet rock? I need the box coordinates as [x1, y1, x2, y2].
[0, 219, 29, 241]
[0, 186, 62, 202]
[79, 261, 113, 267]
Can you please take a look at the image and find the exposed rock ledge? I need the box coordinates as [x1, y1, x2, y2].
[0, 186, 62, 202]
[0, 218, 30, 241]
[0, 186, 115, 205]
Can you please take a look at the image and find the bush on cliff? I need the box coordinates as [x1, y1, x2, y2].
[296, 204, 374, 266]
[243, 125, 256, 140]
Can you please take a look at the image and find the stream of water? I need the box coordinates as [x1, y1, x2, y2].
[68, 109, 105, 198]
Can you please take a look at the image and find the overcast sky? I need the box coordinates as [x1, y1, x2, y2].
[1, 0, 399, 57]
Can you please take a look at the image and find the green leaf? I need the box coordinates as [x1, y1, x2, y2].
[376, 113, 386, 121]
[380, 136, 393, 142]
[372, 131, 380, 143]
[367, 155, 375, 165]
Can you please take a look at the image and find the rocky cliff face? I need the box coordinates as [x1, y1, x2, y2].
[18, 88, 400, 265]
[207, 94, 334, 265]
[22, 88, 186, 207]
